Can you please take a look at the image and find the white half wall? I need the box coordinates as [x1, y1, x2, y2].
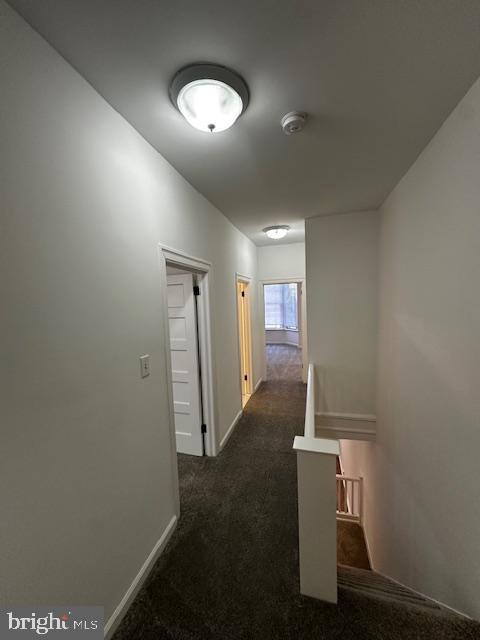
[305, 211, 378, 416]
[0, 1, 261, 621]
[342, 75, 480, 619]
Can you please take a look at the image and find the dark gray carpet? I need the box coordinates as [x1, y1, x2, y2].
[113, 381, 480, 640]
[266, 344, 303, 381]
[337, 521, 371, 571]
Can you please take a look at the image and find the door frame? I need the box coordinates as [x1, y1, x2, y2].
[260, 277, 308, 384]
[159, 244, 218, 468]
[235, 273, 254, 405]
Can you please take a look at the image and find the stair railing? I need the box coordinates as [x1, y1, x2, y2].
[293, 363, 339, 604]
[304, 361, 315, 438]
[336, 475, 363, 524]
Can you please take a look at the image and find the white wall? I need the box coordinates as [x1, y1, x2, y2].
[342, 76, 480, 619]
[305, 211, 378, 416]
[0, 1, 261, 621]
[258, 242, 305, 280]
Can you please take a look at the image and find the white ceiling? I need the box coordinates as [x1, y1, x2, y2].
[8, 0, 480, 245]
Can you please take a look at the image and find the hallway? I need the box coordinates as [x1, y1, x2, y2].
[113, 381, 478, 640]
[266, 344, 303, 381]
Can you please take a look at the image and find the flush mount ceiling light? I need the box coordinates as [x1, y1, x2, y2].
[170, 64, 249, 133]
[263, 225, 290, 240]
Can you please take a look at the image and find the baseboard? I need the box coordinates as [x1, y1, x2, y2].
[254, 377, 263, 392]
[104, 515, 177, 638]
[219, 409, 243, 451]
[318, 411, 376, 423]
[316, 412, 376, 441]
[317, 426, 376, 441]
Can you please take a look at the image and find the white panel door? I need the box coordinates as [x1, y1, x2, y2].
[167, 273, 203, 456]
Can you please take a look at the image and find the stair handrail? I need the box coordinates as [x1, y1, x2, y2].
[304, 362, 315, 438]
[293, 363, 339, 604]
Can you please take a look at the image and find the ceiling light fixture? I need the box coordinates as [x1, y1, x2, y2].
[170, 64, 249, 133]
[263, 225, 290, 240]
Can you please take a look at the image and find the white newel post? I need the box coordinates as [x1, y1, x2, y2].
[293, 436, 339, 604]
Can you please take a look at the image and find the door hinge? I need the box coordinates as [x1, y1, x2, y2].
[244, 374, 248, 381]
[193, 285, 200, 296]
[201, 423, 207, 434]
[241, 291, 245, 297]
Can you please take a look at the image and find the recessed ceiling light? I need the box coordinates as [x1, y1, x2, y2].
[170, 64, 249, 133]
[263, 225, 290, 240]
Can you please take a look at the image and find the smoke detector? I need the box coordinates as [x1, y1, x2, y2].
[281, 111, 307, 135]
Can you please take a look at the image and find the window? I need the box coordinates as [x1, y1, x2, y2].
[264, 283, 298, 330]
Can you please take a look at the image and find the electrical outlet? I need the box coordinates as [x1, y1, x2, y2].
[140, 354, 150, 378]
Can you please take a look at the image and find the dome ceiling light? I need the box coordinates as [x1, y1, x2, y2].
[170, 64, 249, 133]
[263, 225, 290, 240]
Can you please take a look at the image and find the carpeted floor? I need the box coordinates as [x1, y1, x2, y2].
[337, 520, 371, 570]
[266, 344, 302, 381]
[113, 380, 480, 640]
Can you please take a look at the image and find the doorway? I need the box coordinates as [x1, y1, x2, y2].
[262, 279, 307, 382]
[160, 245, 217, 464]
[166, 267, 204, 456]
[236, 276, 253, 408]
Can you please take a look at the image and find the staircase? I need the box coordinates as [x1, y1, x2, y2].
[337, 520, 370, 570]
[338, 565, 452, 616]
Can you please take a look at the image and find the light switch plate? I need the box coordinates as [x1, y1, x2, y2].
[140, 354, 150, 378]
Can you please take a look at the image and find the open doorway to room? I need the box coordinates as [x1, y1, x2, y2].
[263, 281, 306, 382]
[236, 276, 253, 408]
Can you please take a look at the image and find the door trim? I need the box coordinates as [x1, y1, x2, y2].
[260, 277, 308, 384]
[159, 244, 218, 464]
[235, 273, 254, 406]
